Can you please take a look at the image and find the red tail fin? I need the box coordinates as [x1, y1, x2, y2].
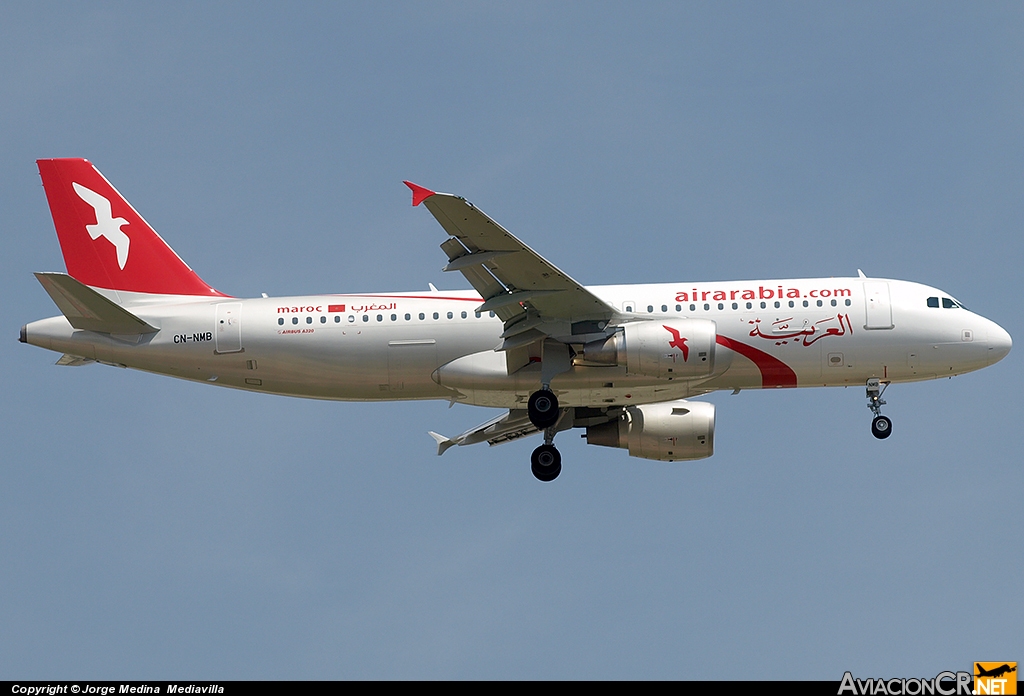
[37, 158, 224, 296]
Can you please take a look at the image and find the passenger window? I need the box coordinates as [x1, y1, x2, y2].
[845, 299, 851, 306]
[942, 298, 957, 309]
[774, 301, 780, 309]
[292, 317, 298, 325]
[831, 299, 837, 307]
[760, 302, 766, 309]
[732, 302, 738, 310]
[927, 297, 939, 308]
[647, 305, 654, 313]
[475, 311, 481, 318]
[675, 304, 681, 312]
[788, 301, 794, 308]
[419, 313, 425, 320]
[689, 304, 696, 311]
[718, 303, 724, 310]
[461, 311, 467, 319]
[307, 316, 313, 324]
[391, 314, 397, 321]
[433, 312, 439, 320]
[661, 305, 668, 313]
[405, 313, 411, 320]
[447, 311, 453, 319]
[816, 300, 823, 307]
[320, 316, 326, 323]
[335, 316, 341, 323]
[362, 315, 369, 322]
[278, 318, 284, 325]
[348, 315, 355, 323]
[704, 303, 710, 311]
[803, 300, 809, 307]
[746, 302, 752, 309]
[489, 311, 495, 318]
[376, 314, 383, 322]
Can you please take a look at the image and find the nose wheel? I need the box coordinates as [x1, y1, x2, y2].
[871, 415, 892, 439]
[866, 378, 892, 440]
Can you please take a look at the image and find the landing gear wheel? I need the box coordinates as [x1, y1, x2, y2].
[871, 415, 892, 440]
[531, 444, 562, 482]
[528, 389, 559, 429]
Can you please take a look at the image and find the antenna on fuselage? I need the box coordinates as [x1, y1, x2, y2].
[857, 269, 867, 278]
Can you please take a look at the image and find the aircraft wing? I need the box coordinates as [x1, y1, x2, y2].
[406, 183, 617, 338]
[428, 409, 541, 455]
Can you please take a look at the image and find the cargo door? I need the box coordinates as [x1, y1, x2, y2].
[387, 339, 437, 392]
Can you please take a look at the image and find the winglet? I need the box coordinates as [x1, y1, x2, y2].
[403, 181, 435, 207]
[428, 431, 457, 456]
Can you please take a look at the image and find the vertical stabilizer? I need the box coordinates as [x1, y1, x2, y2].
[37, 158, 224, 296]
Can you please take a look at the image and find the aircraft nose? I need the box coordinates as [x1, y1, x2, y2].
[987, 321, 1012, 365]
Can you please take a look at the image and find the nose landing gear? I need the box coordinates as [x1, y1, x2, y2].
[866, 378, 892, 439]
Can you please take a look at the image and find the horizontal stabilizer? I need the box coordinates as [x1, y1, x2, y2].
[35, 272, 158, 335]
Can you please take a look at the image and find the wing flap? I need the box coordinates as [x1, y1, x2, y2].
[35, 272, 158, 334]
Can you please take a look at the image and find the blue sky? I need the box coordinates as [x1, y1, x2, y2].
[2, 2, 1021, 679]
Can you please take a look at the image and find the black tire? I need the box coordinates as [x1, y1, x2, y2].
[531, 444, 562, 482]
[871, 415, 892, 439]
[528, 389, 560, 429]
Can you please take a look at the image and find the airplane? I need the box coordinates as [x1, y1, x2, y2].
[975, 664, 1016, 679]
[21, 158, 1012, 481]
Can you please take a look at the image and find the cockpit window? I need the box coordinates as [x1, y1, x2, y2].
[942, 298, 958, 309]
[927, 297, 939, 308]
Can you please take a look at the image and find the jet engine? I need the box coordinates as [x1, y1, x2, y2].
[579, 319, 716, 380]
[585, 399, 715, 461]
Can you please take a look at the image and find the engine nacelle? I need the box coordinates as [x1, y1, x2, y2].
[585, 399, 715, 461]
[580, 319, 716, 380]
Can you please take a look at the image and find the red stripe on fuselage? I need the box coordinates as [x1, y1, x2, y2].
[715, 335, 798, 388]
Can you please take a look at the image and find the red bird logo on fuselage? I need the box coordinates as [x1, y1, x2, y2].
[663, 325, 689, 361]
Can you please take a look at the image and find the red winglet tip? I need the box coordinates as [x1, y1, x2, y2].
[403, 181, 435, 207]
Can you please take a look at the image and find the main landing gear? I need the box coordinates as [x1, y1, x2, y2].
[529, 387, 563, 481]
[528, 388, 560, 429]
[531, 443, 561, 482]
[866, 378, 892, 439]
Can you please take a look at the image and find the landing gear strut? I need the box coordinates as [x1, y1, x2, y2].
[531, 403, 565, 482]
[866, 378, 892, 440]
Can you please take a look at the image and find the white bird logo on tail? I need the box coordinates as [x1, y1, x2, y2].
[72, 182, 130, 269]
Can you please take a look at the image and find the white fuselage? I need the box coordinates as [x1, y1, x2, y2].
[23, 276, 1012, 409]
